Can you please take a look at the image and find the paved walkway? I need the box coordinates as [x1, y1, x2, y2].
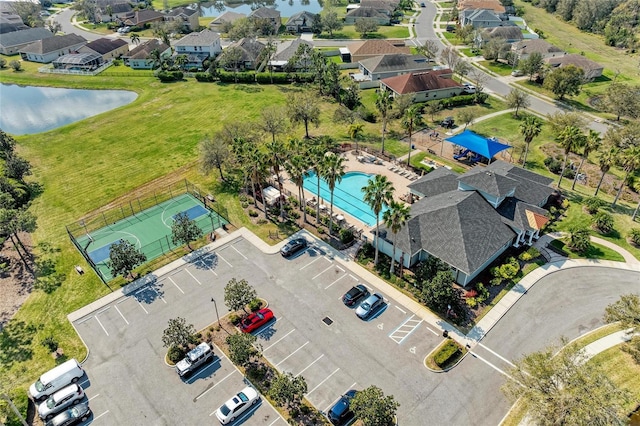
[581, 329, 635, 361]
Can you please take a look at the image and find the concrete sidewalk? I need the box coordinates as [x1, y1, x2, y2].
[582, 329, 635, 361]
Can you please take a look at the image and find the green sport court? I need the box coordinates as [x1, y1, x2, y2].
[74, 193, 227, 281]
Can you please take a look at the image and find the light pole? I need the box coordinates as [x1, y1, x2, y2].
[212, 297, 229, 334]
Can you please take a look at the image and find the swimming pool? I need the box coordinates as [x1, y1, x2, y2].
[302, 171, 387, 227]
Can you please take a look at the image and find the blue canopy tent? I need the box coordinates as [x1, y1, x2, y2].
[445, 130, 511, 163]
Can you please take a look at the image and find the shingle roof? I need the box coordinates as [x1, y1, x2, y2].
[458, 0, 505, 13]
[408, 167, 459, 198]
[545, 54, 603, 71]
[249, 7, 280, 19]
[458, 169, 519, 198]
[0, 27, 53, 48]
[210, 11, 246, 26]
[226, 37, 265, 62]
[82, 37, 127, 54]
[380, 69, 463, 94]
[380, 190, 515, 274]
[464, 8, 502, 22]
[348, 39, 410, 56]
[497, 198, 549, 232]
[166, 6, 197, 17]
[106, 3, 132, 14]
[484, 160, 554, 206]
[285, 11, 318, 25]
[345, 7, 388, 18]
[19, 33, 86, 54]
[513, 39, 563, 55]
[359, 54, 432, 74]
[482, 26, 522, 40]
[174, 29, 220, 46]
[272, 38, 312, 62]
[124, 38, 170, 59]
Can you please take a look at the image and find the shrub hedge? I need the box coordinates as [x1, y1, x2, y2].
[434, 340, 461, 367]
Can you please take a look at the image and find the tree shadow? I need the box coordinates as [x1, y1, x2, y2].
[0, 320, 39, 367]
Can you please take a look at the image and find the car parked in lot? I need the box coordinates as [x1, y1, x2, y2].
[355, 293, 384, 319]
[45, 401, 91, 426]
[215, 386, 260, 424]
[280, 238, 307, 258]
[440, 116, 455, 128]
[240, 308, 274, 333]
[327, 389, 357, 425]
[38, 384, 85, 420]
[342, 284, 370, 308]
[175, 342, 214, 377]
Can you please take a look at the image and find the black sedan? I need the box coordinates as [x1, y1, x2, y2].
[342, 284, 370, 307]
[327, 389, 357, 425]
[45, 402, 91, 426]
[280, 238, 308, 258]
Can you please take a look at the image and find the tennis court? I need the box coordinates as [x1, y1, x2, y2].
[74, 193, 227, 281]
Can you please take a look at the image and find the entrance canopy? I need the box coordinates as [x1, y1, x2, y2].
[445, 130, 511, 159]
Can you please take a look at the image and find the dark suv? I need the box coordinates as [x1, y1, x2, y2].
[342, 284, 370, 307]
[441, 116, 455, 128]
[328, 390, 357, 425]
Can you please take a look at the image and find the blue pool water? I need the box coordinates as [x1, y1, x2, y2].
[303, 171, 387, 227]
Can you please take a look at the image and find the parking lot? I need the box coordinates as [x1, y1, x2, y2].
[70, 235, 452, 424]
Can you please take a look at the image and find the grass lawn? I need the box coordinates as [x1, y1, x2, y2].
[549, 239, 626, 262]
[478, 60, 513, 76]
[591, 346, 640, 413]
[316, 25, 410, 40]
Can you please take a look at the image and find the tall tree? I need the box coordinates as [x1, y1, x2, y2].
[520, 51, 544, 81]
[322, 152, 346, 236]
[285, 149, 310, 224]
[415, 39, 439, 61]
[200, 134, 230, 182]
[130, 32, 140, 45]
[223, 277, 257, 314]
[543, 64, 584, 100]
[347, 122, 364, 153]
[268, 372, 307, 410]
[162, 317, 196, 350]
[547, 111, 586, 134]
[594, 140, 618, 197]
[171, 212, 203, 250]
[612, 145, 640, 207]
[351, 385, 399, 426]
[322, 10, 343, 38]
[174, 54, 188, 71]
[107, 239, 147, 280]
[246, 143, 269, 218]
[287, 91, 321, 138]
[375, 89, 394, 154]
[309, 144, 327, 224]
[604, 293, 640, 333]
[519, 114, 543, 168]
[440, 45, 460, 70]
[502, 340, 630, 425]
[506, 88, 530, 118]
[218, 46, 243, 83]
[383, 200, 411, 275]
[265, 139, 288, 218]
[556, 125, 586, 188]
[354, 17, 379, 38]
[602, 82, 640, 121]
[571, 129, 600, 190]
[362, 175, 394, 265]
[401, 105, 423, 167]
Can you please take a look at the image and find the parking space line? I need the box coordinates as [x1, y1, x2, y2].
[199, 257, 218, 276]
[117, 297, 130, 304]
[75, 316, 93, 325]
[425, 326, 439, 336]
[275, 341, 309, 367]
[185, 269, 202, 285]
[217, 252, 232, 267]
[88, 394, 100, 401]
[394, 306, 407, 314]
[137, 301, 149, 314]
[478, 343, 516, 368]
[114, 305, 129, 325]
[198, 370, 237, 402]
[325, 274, 347, 290]
[263, 329, 295, 352]
[268, 418, 281, 426]
[306, 368, 340, 396]
[95, 307, 110, 316]
[324, 382, 357, 413]
[295, 354, 324, 378]
[168, 277, 184, 294]
[300, 256, 330, 271]
[312, 264, 335, 280]
[255, 319, 279, 336]
[348, 274, 359, 281]
[95, 317, 109, 336]
[231, 245, 248, 259]
[93, 410, 109, 421]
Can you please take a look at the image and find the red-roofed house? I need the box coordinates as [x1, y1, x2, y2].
[379, 69, 466, 102]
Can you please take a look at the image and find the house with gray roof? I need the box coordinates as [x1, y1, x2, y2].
[344, 7, 391, 25]
[356, 54, 433, 83]
[512, 39, 564, 61]
[19, 33, 87, 63]
[268, 38, 313, 71]
[0, 12, 28, 34]
[218, 37, 265, 70]
[118, 9, 164, 27]
[95, 2, 132, 23]
[545, 54, 604, 80]
[249, 7, 281, 34]
[375, 160, 553, 286]
[0, 27, 53, 55]
[477, 26, 522, 45]
[79, 37, 129, 60]
[165, 7, 200, 32]
[209, 11, 246, 32]
[459, 8, 506, 28]
[173, 29, 221, 70]
[122, 38, 171, 69]
[285, 11, 319, 34]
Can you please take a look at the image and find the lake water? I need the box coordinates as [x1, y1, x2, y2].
[0, 83, 138, 135]
[199, 0, 323, 18]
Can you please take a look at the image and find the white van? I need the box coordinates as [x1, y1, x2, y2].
[29, 359, 84, 402]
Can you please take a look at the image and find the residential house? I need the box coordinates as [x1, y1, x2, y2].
[219, 37, 265, 70]
[79, 37, 129, 60]
[285, 11, 319, 33]
[457, 0, 505, 14]
[19, 33, 87, 63]
[344, 7, 391, 25]
[173, 29, 221, 70]
[209, 11, 246, 32]
[249, 7, 281, 34]
[0, 12, 28, 34]
[122, 38, 171, 69]
[165, 7, 200, 32]
[352, 54, 433, 88]
[459, 8, 508, 29]
[374, 161, 553, 286]
[512, 39, 564, 61]
[379, 68, 466, 101]
[118, 9, 164, 28]
[95, 2, 132, 23]
[545, 54, 603, 80]
[268, 38, 313, 71]
[346, 39, 410, 63]
[52, 52, 104, 71]
[0, 27, 53, 55]
[360, 0, 397, 16]
[477, 26, 522, 45]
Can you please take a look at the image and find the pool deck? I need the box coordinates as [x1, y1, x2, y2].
[279, 150, 418, 234]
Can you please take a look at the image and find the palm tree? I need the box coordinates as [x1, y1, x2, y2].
[375, 89, 394, 154]
[571, 129, 600, 190]
[246, 144, 269, 218]
[265, 139, 287, 219]
[130, 32, 140, 45]
[594, 143, 618, 197]
[309, 144, 326, 224]
[612, 145, 640, 207]
[632, 180, 640, 221]
[149, 48, 163, 70]
[347, 122, 364, 153]
[174, 54, 188, 71]
[556, 125, 586, 188]
[402, 105, 422, 167]
[285, 152, 310, 224]
[383, 201, 411, 275]
[362, 175, 394, 265]
[519, 114, 542, 168]
[322, 152, 346, 236]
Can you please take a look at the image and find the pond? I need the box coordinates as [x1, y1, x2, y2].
[0, 83, 138, 136]
[199, 0, 323, 18]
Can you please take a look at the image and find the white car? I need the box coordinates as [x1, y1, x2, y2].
[463, 84, 476, 93]
[38, 384, 85, 420]
[215, 386, 259, 424]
